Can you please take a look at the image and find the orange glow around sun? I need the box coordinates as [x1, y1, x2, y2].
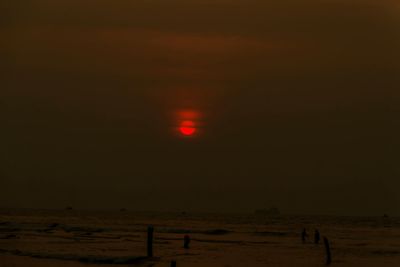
[179, 120, 196, 136]
[174, 109, 201, 137]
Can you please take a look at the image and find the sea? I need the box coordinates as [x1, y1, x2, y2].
[1, 209, 399, 266]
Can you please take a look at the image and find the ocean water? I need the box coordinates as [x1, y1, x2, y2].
[1, 209, 400, 266]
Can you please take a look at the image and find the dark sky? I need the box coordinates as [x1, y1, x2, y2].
[1, 0, 399, 215]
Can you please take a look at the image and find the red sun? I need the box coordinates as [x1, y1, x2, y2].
[179, 120, 196, 136]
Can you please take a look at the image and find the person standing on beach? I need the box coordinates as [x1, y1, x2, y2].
[301, 228, 308, 243]
[184, 234, 191, 249]
[314, 229, 320, 244]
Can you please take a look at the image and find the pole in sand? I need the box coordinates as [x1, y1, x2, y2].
[323, 236, 332, 265]
[147, 225, 154, 257]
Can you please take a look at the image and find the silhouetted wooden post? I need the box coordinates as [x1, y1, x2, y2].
[171, 260, 177, 267]
[323, 236, 331, 265]
[147, 225, 154, 258]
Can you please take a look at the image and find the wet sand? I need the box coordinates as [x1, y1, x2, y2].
[1, 209, 400, 266]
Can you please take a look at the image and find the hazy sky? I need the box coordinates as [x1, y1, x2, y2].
[1, 0, 400, 215]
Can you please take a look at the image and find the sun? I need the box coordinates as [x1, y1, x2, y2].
[179, 120, 196, 136]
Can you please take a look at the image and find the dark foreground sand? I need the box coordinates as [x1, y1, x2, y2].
[1, 209, 400, 267]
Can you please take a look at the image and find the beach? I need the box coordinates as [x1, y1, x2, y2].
[1, 209, 399, 266]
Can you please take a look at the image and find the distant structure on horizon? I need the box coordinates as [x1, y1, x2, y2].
[254, 207, 281, 216]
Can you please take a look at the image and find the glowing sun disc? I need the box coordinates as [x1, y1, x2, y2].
[179, 120, 196, 136]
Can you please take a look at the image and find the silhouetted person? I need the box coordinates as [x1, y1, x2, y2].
[301, 228, 308, 243]
[314, 229, 320, 244]
[184, 234, 190, 249]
